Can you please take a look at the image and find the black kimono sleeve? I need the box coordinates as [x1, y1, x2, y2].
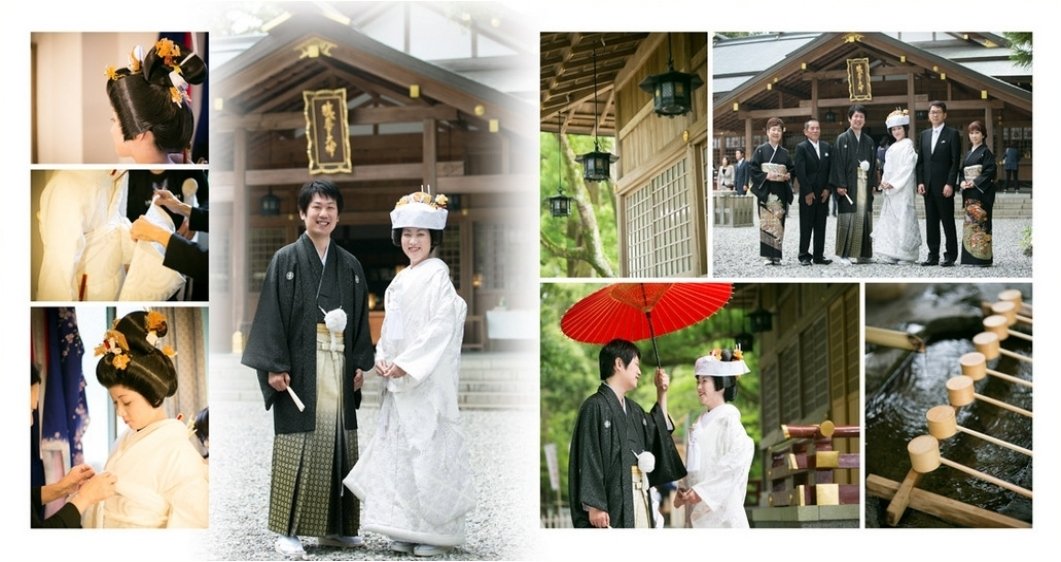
[568, 399, 610, 527]
[31, 487, 81, 528]
[241, 250, 295, 410]
[162, 235, 206, 282]
[646, 404, 688, 487]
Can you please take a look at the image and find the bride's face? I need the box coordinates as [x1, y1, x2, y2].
[890, 126, 906, 141]
[109, 384, 161, 431]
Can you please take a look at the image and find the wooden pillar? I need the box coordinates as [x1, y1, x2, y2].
[809, 78, 819, 122]
[232, 127, 247, 348]
[423, 117, 437, 189]
[907, 72, 918, 141]
[744, 118, 753, 153]
[984, 106, 994, 152]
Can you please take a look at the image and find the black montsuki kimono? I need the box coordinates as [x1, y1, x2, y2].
[830, 128, 877, 259]
[241, 233, 373, 434]
[958, 144, 997, 265]
[569, 384, 686, 528]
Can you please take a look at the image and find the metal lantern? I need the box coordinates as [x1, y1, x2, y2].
[639, 34, 704, 118]
[576, 147, 618, 182]
[749, 307, 773, 333]
[578, 45, 618, 182]
[548, 187, 573, 217]
[260, 187, 280, 216]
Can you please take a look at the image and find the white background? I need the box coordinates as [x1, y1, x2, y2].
[5, 1, 1052, 561]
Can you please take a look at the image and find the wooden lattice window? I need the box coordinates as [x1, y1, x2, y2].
[624, 158, 693, 277]
[248, 227, 286, 289]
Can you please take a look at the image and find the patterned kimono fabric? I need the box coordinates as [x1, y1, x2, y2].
[961, 183, 993, 265]
[837, 167, 872, 259]
[270, 327, 359, 537]
[759, 191, 786, 260]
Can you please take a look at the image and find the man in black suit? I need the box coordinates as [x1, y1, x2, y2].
[916, 100, 961, 266]
[733, 149, 750, 196]
[793, 118, 832, 266]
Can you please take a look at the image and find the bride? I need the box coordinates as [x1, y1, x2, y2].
[873, 109, 921, 263]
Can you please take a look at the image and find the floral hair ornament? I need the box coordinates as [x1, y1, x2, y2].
[694, 347, 750, 378]
[390, 185, 449, 230]
[95, 329, 131, 370]
[885, 107, 910, 129]
[144, 310, 176, 358]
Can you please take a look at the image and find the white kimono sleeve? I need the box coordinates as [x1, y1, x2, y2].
[389, 267, 466, 392]
[691, 416, 754, 513]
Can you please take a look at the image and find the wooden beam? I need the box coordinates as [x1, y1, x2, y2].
[867, 474, 1030, 528]
[437, 174, 536, 194]
[613, 32, 665, 91]
[803, 66, 919, 80]
[216, 105, 460, 132]
[212, 161, 464, 186]
[542, 33, 581, 104]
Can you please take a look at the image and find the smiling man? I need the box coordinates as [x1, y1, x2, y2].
[568, 339, 685, 528]
[242, 179, 374, 556]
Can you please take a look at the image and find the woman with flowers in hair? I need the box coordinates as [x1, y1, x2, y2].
[84, 310, 208, 528]
[106, 38, 206, 164]
[873, 109, 922, 264]
[674, 348, 754, 528]
[344, 189, 474, 557]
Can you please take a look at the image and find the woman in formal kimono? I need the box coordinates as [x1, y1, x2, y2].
[674, 348, 754, 528]
[958, 121, 997, 266]
[83, 310, 208, 528]
[106, 38, 206, 164]
[749, 117, 794, 265]
[344, 190, 474, 557]
[873, 109, 922, 264]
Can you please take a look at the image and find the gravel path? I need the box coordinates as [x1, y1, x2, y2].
[711, 211, 1032, 279]
[200, 400, 538, 561]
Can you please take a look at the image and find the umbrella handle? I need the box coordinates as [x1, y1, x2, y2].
[646, 310, 661, 368]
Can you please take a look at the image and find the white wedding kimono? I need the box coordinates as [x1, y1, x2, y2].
[344, 257, 475, 547]
[82, 418, 208, 528]
[685, 403, 753, 528]
[37, 170, 132, 301]
[873, 138, 922, 262]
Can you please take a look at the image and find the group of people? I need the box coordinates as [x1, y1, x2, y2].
[240, 180, 473, 557]
[734, 101, 1000, 267]
[568, 341, 754, 528]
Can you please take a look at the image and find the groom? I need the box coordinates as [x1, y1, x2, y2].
[916, 100, 961, 267]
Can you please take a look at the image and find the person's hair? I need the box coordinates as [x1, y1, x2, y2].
[599, 339, 641, 381]
[391, 228, 444, 249]
[721, 156, 730, 166]
[96, 311, 178, 408]
[968, 121, 985, 135]
[298, 179, 344, 214]
[929, 100, 947, 113]
[31, 364, 41, 386]
[765, 117, 784, 132]
[106, 40, 207, 154]
[804, 118, 820, 130]
[848, 104, 867, 119]
[193, 407, 209, 453]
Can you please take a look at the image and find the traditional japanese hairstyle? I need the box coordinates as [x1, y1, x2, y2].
[106, 38, 207, 155]
[885, 108, 910, 129]
[694, 347, 750, 402]
[95, 310, 178, 408]
[390, 186, 448, 248]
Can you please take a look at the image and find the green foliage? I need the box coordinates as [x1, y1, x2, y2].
[539, 133, 619, 277]
[1020, 224, 1033, 256]
[539, 284, 764, 510]
[1004, 32, 1032, 69]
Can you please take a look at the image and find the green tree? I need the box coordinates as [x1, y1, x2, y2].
[1004, 32, 1032, 69]
[540, 133, 619, 277]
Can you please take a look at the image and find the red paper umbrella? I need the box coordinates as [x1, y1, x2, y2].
[561, 283, 733, 366]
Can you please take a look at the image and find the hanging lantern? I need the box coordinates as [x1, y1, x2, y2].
[548, 187, 573, 217]
[549, 112, 573, 217]
[260, 187, 280, 216]
[639, 33, 704, 117]
[578, 44, 619, 182]
[749, 307, 773, 333]
[735, 332, 755, 353]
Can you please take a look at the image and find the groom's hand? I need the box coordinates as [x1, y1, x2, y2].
[587, 506, 610, 528]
